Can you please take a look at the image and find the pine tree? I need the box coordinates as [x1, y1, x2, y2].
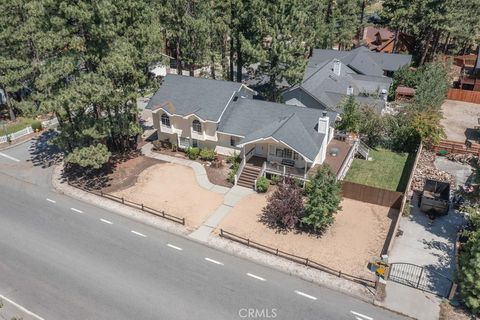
[302, 165, 342, 232]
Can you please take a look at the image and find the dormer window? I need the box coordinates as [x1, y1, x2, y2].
[192, 119, 202, 133]
[161, 113, 171, 127]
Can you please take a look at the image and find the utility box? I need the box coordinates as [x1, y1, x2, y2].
[419, 179, 450, 216]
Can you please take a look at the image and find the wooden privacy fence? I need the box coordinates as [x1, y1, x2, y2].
[341, 181, 403, 209]
[67, 180, 185, 225]
[447, 88, 480, 104]
[219, 229, 376, 288]
[433, 139, 480, 155]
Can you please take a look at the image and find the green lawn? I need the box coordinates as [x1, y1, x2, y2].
[0, 117, 35, 135]
[344, 148, 415, 192]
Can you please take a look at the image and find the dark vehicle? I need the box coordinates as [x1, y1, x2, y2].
[419, 179, 450, 216]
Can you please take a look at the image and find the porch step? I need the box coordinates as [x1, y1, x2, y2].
[237, 165, 261, 189]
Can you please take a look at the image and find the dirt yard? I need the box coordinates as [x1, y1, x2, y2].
[218, 192, 395, 279]
[112, 163, 224, 229]
[441, 99, 480, 142]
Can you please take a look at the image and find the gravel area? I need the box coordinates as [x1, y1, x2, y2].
[218, 192, 394, 280]
[111, 163, 224, 229]
[440, 99, 480, 142]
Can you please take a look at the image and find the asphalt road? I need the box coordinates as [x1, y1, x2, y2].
[0, 136, 408, 320]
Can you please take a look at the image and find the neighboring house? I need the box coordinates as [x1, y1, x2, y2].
[283, 46, 412, 113]
[147, 75, 346, 188]
[363, 27, 414, 54]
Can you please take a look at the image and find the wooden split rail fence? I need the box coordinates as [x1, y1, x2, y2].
[67, 180, 185, 225]
[219, 229, 376, 288]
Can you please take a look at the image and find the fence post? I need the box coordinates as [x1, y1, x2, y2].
[339, 271, 342, 278]
[141, 203, 144, 211]
[275, 248, 278, 255]
[220, 229, 223, 237]
[247, 238, 250, 246]
[305, 258, 309, 266]
[122, 197, 124, 204]
[416, 267, 424, 288]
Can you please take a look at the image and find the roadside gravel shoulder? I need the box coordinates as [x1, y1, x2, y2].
[52, 162, 377, 304]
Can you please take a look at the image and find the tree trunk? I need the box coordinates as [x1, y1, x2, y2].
[236, 34, 242, 82]
[221, 35, 228, 79]
[229, 34, 234, 81]
[176, 40, 183, 75]
[1, 88, 15, 121]
[210, 54, 216, 79]
[419, 31, 433, 66]
[392, 30, 399, 53]
[358, 0, 366, 44]
[431, 30, 441, 59]
[443, 32, 450, 54]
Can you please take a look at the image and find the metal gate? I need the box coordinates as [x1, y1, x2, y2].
[388, 263, 453, 298]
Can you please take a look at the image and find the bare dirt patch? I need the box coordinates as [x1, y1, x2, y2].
[439, 301, 472, 320]
[218, 193, 394, 279]
[111, 163, 224, 229]
[441, 99, 480, 142]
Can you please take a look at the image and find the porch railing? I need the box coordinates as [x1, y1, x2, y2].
[264, 161, 308, 181]
[235, 147, 255, 185]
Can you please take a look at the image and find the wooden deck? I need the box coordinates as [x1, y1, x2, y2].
[323, 139, 353, 175]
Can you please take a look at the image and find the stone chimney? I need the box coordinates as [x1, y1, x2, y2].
[333, 59, 341, 76]
[318, 111, 330, 134]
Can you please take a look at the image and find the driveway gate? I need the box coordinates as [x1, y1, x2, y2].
[388, 263, 453, 298]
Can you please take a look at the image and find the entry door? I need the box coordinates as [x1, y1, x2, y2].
[255, 144, 265, 157]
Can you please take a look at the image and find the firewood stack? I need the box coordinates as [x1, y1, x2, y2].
[411, 150, 456, 192]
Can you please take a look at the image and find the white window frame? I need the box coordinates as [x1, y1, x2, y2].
[161, 113, 171, 127]
[192, 119, 202, 133]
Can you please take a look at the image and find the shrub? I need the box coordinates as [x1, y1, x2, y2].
[458, 230, 480, 313]
[270, 174, 281, 185]
[31, 120, 42, 131]
[261, 178, 304, 229]
[226, 152, 240, 164]
[152, 140, 162, 151]
[302, 165, 342, 232]
[227, 161, 240, 184]
[185, 147, 200, 160]
[256, 176, 269, 193]
[199, 149, 216, 161]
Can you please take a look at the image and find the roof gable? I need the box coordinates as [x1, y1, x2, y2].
[146, 74, 243, 122]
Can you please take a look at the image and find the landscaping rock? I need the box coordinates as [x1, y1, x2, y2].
[411, 149, 456, 192]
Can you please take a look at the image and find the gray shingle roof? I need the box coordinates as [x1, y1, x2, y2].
[296, 59, 390, 111]
[146, 74, 242, 121]
[219, 98, 336, 161]
[307, 46, 412, 77]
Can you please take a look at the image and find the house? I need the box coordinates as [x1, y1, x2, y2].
[282, 46, 412, 113]
[147, 75, 355, 188]
[363, 27, 414, 54]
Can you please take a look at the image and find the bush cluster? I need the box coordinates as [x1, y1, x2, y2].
[256, 176, 269, 193]
[185, 147, 200, 159]
[31, 120, 42, 131]
[199, 148, 216, 161]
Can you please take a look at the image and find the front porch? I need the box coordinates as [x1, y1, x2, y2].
[246, 156, 309, 179]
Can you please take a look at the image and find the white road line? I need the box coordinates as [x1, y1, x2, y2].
[246, 273, 266, 281]
[204, 258, 224, 265]
[167, 243, 183, 251]
[294, 290, 317, 300]
[70, 208, 83, 213]
[46, 198, 56, 203]
[131, 230, 147, 237]
[0, 152, 20, 162]
[0, 294, 45, 320]
[350, 311, 373, 320]
[100, 218, 113, 225]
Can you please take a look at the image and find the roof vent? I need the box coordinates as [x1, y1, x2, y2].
[347, 86, 354, 96]
[333, 59, 341, 76]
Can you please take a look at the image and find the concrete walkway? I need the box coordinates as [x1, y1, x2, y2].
[382, 157, 470, 320]
[141, 143, 253, 241]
